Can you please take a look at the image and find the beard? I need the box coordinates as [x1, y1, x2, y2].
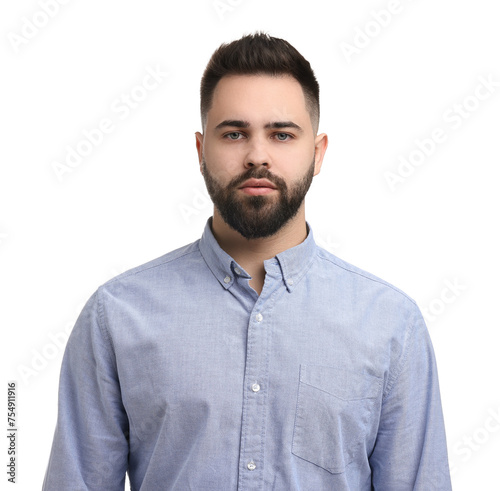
[201, 156, 315, 239]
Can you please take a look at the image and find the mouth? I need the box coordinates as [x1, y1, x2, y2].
[238, 178, 277, 196]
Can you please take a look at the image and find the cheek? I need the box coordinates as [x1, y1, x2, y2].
[276, 141, 313, 161]
[279, 152, 313, 179]
[205, 146, 242, 174]
[203, 156, 239, 185]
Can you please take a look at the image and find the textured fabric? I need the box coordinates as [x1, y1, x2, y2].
[43, 218, 452, 490]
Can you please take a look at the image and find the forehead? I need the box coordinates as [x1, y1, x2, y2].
[208, 74, 310, 128]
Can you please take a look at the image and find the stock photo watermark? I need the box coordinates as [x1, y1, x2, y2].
[6, 382, 18, 484]
[7, 0, 72, 54]
[339, 0, 417, 64]
[315, 231, 342, 254]
[179, 187, 211, 224]
[16, 300, 86, 385]
[421, 278, 466, 325]
[17, 325, 72, 385]
[449, 405, 500, 475]
[384, 74, 499, 192]
[50, 64, 168, 182]
[213, 0, 246, 21]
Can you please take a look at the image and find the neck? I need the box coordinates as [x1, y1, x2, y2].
[210, 208, 308, 294]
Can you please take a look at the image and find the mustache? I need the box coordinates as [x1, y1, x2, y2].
[228, 167, 286, 190]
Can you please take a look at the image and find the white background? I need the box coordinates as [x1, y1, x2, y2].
[1, 0, 499, 489]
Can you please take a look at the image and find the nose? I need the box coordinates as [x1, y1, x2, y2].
[244, 137, 271, 169]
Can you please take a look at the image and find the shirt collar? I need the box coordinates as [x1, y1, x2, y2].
[198, 218, 317, 292]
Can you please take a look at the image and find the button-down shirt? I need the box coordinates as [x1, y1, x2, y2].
[43, 218, 452, 490]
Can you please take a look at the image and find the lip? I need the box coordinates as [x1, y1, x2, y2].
[238, 178, 277, 196]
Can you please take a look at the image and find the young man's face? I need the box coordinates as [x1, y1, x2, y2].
[196, 74, 327, 239]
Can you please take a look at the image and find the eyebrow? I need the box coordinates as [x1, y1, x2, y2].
[214, 119, 303, 133]
[265, 121, 303, 133]
[215, 120, 250, 130]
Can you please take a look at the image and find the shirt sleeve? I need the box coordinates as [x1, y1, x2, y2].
[369, 307, 453, 490]
[42, 289, 129, 490]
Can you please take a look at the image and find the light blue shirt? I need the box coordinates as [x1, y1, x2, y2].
[43, 218, 452, 490]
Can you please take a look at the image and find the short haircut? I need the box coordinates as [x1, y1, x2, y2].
[200, 32, 320, 134]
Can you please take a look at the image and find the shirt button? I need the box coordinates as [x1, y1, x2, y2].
[247, 461, 256, 471]
[256, 313, 263, 322]
[288, 279, 294, 286]
[224, 276, 231, 284]
[234, 267, 241, 275]
[251, 383, 261, 392]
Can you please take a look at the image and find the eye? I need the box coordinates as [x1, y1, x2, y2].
[225, 132, 243, 140]
[275, 132, 292, 141]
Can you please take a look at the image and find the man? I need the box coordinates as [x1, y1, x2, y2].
[43, 33, 452, 490]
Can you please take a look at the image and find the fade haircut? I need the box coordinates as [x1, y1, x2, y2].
[200, 32, 320, 134]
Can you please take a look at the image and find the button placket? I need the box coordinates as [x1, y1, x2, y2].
[238, 299, 272, 488]
[238, 270, 284, 489]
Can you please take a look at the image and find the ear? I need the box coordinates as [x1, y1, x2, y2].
[195, 131, 204, 174]
[313, 132, 328, 176]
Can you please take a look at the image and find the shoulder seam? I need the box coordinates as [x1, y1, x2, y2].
[316, 250, 416, 305]
[103, 245, 201, 286]
[95, 287, 117, 360]
[382, 308, 419, 400]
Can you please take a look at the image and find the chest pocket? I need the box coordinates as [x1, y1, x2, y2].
[292, 364, 382, 474]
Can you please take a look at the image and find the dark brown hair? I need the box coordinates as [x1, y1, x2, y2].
[200, 32, 320, 133]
